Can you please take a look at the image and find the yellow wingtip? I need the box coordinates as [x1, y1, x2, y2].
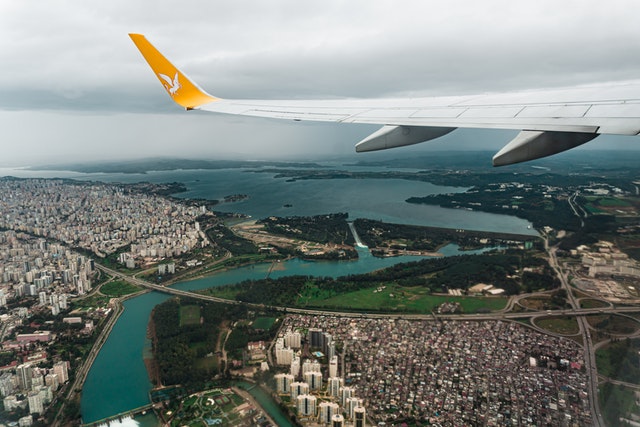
[129, 33, 218, 109]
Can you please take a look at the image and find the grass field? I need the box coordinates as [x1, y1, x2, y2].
[72, 294, 110, 308]
[596, 197, 632, 207]
[180, 305, 201, 326]
[536, 316, 580, 335]
[579, 298, 609, 309]
[586, 314, 639, 335]
[195, 356, 218, 373]
[100, 280, 141, 297]
[519, 295, 558, 311]
[305, 285, 507, 313]
[252, 317, 276, 330]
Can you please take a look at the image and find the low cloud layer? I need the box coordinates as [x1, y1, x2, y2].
[2, 0, 640, 165]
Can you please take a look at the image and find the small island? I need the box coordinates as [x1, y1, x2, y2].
[222, 194, 249, 203]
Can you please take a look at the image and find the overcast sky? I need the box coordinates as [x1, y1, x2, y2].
[2, 0, 640, 167]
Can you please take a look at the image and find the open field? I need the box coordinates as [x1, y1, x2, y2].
[100, 280, 141, 297]
[586, 314, 640, 335]
[303, 285, 507, 313]
[252, 317, 276, 330]
[535, 316, 580, 335]
[180, 305, 201, 326]
[579, 298, 609, 309]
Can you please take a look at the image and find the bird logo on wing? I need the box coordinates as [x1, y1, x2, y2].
[158, 72, 181, 96]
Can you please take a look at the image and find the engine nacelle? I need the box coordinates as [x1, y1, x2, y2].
[355, 125, 456, 152]
[492, 130, 599, 166]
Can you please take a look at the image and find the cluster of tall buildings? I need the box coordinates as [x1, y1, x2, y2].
[274, 328, 367, 426]
[1, 361, 69, 416]
[0, 231, 96, 313]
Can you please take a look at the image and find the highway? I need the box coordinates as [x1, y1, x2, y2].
[548, 244, 604, 427]
[97, 264, 639, 321]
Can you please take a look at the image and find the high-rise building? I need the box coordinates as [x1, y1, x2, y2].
[0, 372, 15, 397]
[284, 330, 302, 349]
[327, 340, 336, 359]
[331, 413, 345, 427]
[303, 371, 322, 391]
[3, 395, 19, 411]
[53, 361, 69, 384]
[328, 377, 343, 399]
[340, 386, 354, 406]
[276, 346, 294, 366]
[354, 405, 366, 427]
[322, 332, 333, 356]
[290, 381, 309, 400]
[27, 391, 43, 414]
[17, 364, 32, 391]
[290, 356, 300, 377]
[45, 373, 59, 390]
[329, 356, 338, 378]
[274, 373, 294, 394]
[346, 397, 364, 420]
[308, 328, 323, 348]
[296, 394, 317, 417]
[319, 401, 339, 424]
[302, 359, 321, 376]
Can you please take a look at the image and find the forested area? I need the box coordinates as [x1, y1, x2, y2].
[151, 298, 248, 387]
[354, 218, 536, 252]
[206, 223, 258, 255]
[259, 212, 355, 245]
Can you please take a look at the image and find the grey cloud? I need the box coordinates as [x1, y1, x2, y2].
[1, 0, 640, 165]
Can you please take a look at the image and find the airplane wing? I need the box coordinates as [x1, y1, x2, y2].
[129, 33, 640, 166]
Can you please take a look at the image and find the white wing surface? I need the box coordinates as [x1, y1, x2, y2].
[130, 34, 640, 166]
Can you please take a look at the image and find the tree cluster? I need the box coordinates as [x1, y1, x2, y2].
[206, 224, 257, 255]
[151, 298, 242, 388]
[259, 212, 354, 245]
